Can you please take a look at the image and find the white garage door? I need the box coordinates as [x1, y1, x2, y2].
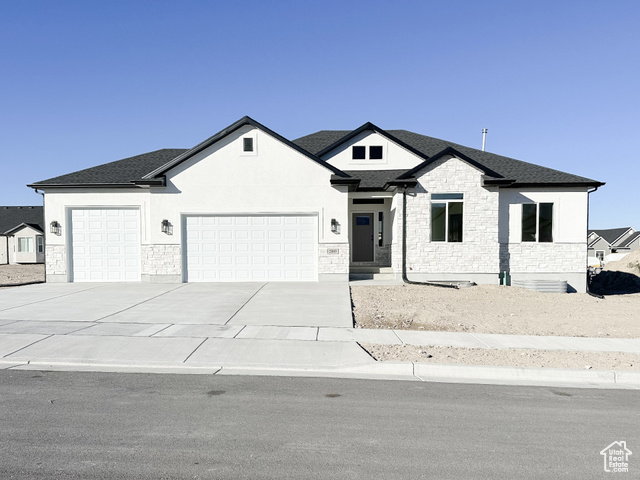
[70, 209, 141, 282]
[185, 215, 317, 282]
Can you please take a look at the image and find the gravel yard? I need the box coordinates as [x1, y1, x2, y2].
[361, 343, 640, 370]
[0, 264, 45, 287]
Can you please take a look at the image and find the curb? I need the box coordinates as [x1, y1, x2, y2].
[2, 359, 640, 389]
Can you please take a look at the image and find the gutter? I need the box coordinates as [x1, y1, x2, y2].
[401, 188, 473, 289]
[586, 185, 605, 299]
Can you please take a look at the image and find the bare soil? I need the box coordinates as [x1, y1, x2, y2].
[361, 343, 640, 370]
[351, 284, 640, 338]
[0, 264, 45, 287]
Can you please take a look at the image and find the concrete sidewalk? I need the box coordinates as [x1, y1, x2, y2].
[1, 319, 639, 389]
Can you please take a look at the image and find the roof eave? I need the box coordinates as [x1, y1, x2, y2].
[27, 182, 147, 189]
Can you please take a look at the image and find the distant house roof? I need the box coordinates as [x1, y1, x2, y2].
[28, 117, 604, 189]
[588, 227, 634, 246]
[0, 206, 44, 235]
[620, 231, 640, 248]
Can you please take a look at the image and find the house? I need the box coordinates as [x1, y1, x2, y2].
[0, 206, 45, 264]
[588, 227, 639, 264]
[28, 116, 603, 292]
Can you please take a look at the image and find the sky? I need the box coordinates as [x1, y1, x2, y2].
[1, 0, 638, 229]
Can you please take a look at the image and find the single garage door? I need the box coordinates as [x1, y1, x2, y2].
[185, 215, 317, 282]
[70, 208, 141, 282]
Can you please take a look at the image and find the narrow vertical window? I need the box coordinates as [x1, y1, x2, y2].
[521, 204, 537, 242]
[378, 212, 384, 246]
[448, 202, 463, 242]
[243, 137, 254, 152]
[37, 235, 44, 253]
[431, 203, 446, 242]
[538, 203, 553, 242]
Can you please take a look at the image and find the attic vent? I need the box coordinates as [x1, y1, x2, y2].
[243, 137, 254, 152]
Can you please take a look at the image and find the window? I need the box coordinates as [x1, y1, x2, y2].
[431, 193, 463, 242]
[351, 145, 383, 160]
[243, 137, 254, 152]
[369, 146, 383, 159]
[353, 198, 385, 204]
[37, 235, 44, 253]
[18, 237, 34, 253]
[596, 250, 604, 262]
[352, 146, 366, 159]
[378, 212, 384, 246]
[521, 203, 553, 242]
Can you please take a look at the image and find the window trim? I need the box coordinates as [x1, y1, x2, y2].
[595, 250, 605, 262]
[17, 237, 34, 253]
[350, 144, 385, 161]
[521, 202, 554, 243]
[37, 235, 44, 253]
[431, 194, 464, 243]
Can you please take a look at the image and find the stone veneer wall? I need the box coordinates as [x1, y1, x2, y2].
[402, 156, 500, 275]
[318, 243, 349, 278]
[141, 244, 182, 277]
[45, 244, 67, 280]
[500, 242, 586, 273]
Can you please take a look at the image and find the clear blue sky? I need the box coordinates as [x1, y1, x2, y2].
[1, 0, 638, 229]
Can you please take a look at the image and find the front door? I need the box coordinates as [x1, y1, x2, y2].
[352, 213, 374, 262]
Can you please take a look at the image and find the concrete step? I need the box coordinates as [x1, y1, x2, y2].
[349, 267, 396, 280]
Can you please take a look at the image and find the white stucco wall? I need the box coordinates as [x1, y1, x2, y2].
[40, 125, 350, 282]
[0, 236, 7, 264]
[323, 131, 423, 171]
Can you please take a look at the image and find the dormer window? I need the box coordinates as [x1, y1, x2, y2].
[243, 137, 254, 152]
[352, 146, 366, 159]
[352, 145, 383, 160]
[369, 146, 383, 159]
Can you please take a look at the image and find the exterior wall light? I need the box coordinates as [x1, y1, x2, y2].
[331, 218, 340, 234]
[50, 221, 61, 236]
[161, 219, 172, 235]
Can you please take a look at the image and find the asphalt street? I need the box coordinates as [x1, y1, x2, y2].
[0, 371, 637, 479]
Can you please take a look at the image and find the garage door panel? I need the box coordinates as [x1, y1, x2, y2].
[185, 215, 317, 282]
[71, 209, 140, 282]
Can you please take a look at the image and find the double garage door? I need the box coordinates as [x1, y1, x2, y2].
[69, 210, 317, 282]
[185, 215, 318, 282]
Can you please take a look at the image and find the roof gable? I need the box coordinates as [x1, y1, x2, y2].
[144, 116, 348, 180]
[397, 146, 504, 180]
[588, 227, 634, 246]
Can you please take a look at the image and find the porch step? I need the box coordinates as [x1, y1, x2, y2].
[349, 267, 397, 281]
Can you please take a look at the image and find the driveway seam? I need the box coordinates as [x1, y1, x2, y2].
[150, 324, 174, 337]
[469, 333, 492, 348]
[3, 334, 54, 358]
[392, 330, 405, 344]
[224, 283, 268, 325]
[65, 324, 100, 335]
[0, 285, 104, 313]
[94, 284, 188, 322]
[233, 326, 246, 339]
[183, 338, 208, 363]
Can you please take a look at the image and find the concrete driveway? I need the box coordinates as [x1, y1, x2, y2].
[0, 282, 352, 327]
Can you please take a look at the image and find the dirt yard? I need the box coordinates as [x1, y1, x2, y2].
[361, 344, 639, 370]
[352, 255, 640, 368]
[0, 264, 45, 287]
[351, 284, 640, 338]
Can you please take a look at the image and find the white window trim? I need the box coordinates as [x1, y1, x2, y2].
[430, 195, 464, 243]
[17, 237, 34, 253]
[521, 203, 554, 243]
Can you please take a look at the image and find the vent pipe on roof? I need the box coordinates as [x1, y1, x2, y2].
[482, 128, 488, 151]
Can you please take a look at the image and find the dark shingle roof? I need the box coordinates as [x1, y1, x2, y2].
[588, 228, 634, 245]
[0, 206, 44, 234]
[343, 170, 408, 189]
[30, 149, 188, 186]
[621, 231, 640, 247]
[293, 129, 603, 187]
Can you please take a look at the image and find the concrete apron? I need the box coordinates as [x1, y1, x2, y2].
[0, 282, 353, 327]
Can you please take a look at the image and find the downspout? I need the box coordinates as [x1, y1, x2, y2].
[586, 186, 604, 299]
[401, 187, 472, 289]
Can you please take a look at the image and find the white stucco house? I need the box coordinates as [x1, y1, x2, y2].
[0, 206, 45, 265]
[28, 116, 604, 292]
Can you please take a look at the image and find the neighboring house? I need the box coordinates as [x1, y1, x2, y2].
[588, 227, 639, 264]
[0, 206, 45, 264]
[28, 116, 603, 292]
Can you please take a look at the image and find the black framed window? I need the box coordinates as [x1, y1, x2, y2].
[243, 137, 254, 152]
[431, 194, 463, 242]
[522, 203, 553, 242]
[352, 146, 366, 159]
[369, 146, 383, 159]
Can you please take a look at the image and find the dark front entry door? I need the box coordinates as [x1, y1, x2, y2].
[352, 213, 374, 262]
